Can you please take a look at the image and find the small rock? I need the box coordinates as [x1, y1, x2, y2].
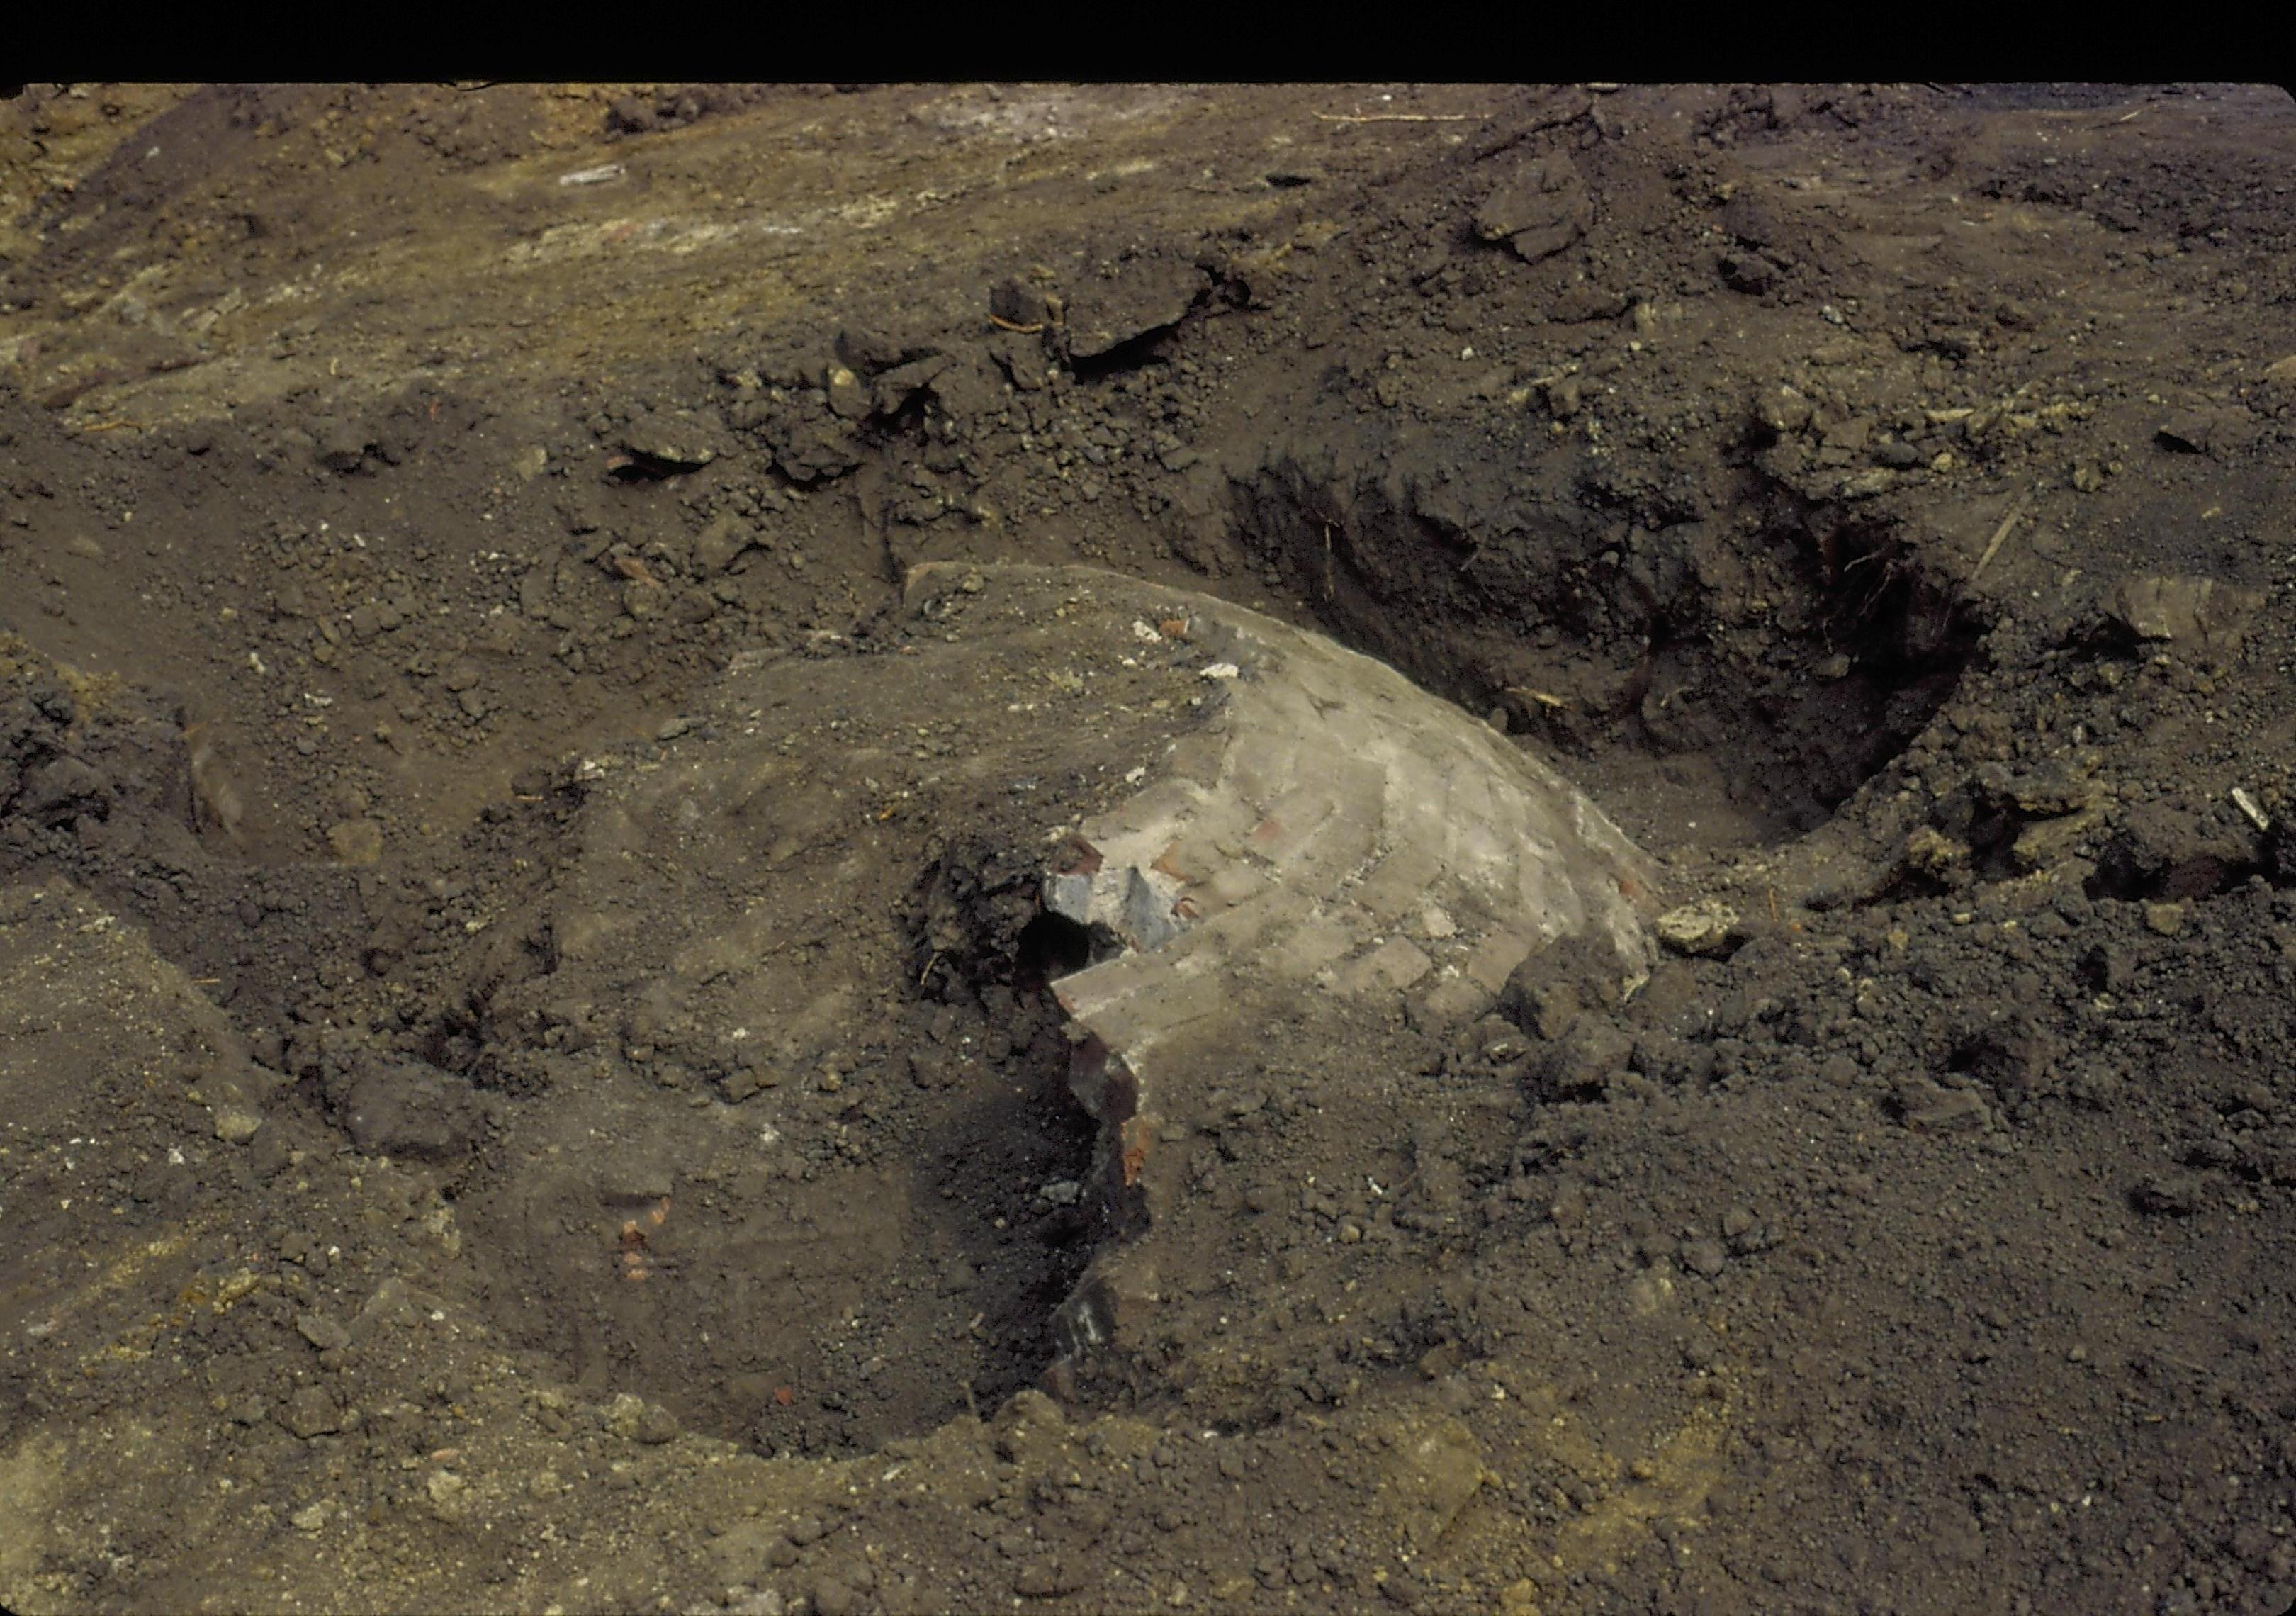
[1065, 258, 1205, 361]
[1380, 1417, 1487, 1547]
[1804, 855, 1903, 910]
[1551, 285, 1628, 323]
[1755, 384, 1813, 437]
[1655, 898, 1740, 958]
[2132, 1174, 2202, 1217]
[326, 819, 385, 865]
[694, 513, 757, 573]
[341, 1058, 483, 1164]
[278, 1384, 341, 1439]
[2013, 810, 2102, 872]
[1680, 1238, 1728, 1277]
[619, 408, 726, 470]
[296, 1311, 351, 1353]
[623, 578, 669, 620]
[824, 366, 870, 420]
[290, 1502, 328, 1532]
[1520, 980, 1581, 1040]
[597, 1148, 675, 1207]
[1980, 760, 2094, 817]
[2154, 412, 2216, 454]
[872, 354, 952, 415]
[2098, 800, 2252, 899]
[1904, 826, 1971, 882]
[2142, 900, 2185, 937]
[1013, 1558, 1088, 1599]
[1475, 153, 1592, 264]
[606, 1391, 647, 1439]
[315, 422, 370, 473]
[2105, 575, 2262, 654]
[424, 1469, 467, 1521]
[1533, 1016, 1633, 1100]
[1894, 1075, 1991, 1134]
[1720, 249, 1780, 294]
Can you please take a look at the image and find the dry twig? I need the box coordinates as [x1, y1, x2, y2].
[1505, 685, 1568, 709]
[1315, 112, 1480, 125]
[1970, 490, 2035, 580]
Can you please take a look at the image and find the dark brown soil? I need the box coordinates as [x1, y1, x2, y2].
[2, 81, 2295, 1616]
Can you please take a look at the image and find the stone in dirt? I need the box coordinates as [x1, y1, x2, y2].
[296, 1311, 351, 1352]
[339, 1057, 483, 1164]
[693, 512, 759, 573]
[1012, 1558, 1087, 1598]
[326, 819, 384, 865]
[2132, 1174, 2203, 1217]
[1373, 1415, 1488, 1548]
[1894, 1075, 1991, 1134]
[2098, 799, 2258, 900]
[210, 1101, 264, 1144]
[1654, 897, 1740, 957]
[1064, 258, 1205, 361]
[824, 365, 870, 420]
[1976, 760, 2094, 818]
[314, 420, 371, 473]
[279, 1384, 341, 1439]
[2103, 575, 2263, 656]
[2154, 412, 2219, 454]
[618, 408, 728, 471]
[1475, 152, 1592, 264]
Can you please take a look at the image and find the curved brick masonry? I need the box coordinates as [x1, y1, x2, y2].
[897, 565, 1661, 1364]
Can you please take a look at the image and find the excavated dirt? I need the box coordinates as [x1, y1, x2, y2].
[2, 81, 2295, 1616]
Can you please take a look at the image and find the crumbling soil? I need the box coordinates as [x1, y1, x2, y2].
[3, 80, 2295, 1616]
